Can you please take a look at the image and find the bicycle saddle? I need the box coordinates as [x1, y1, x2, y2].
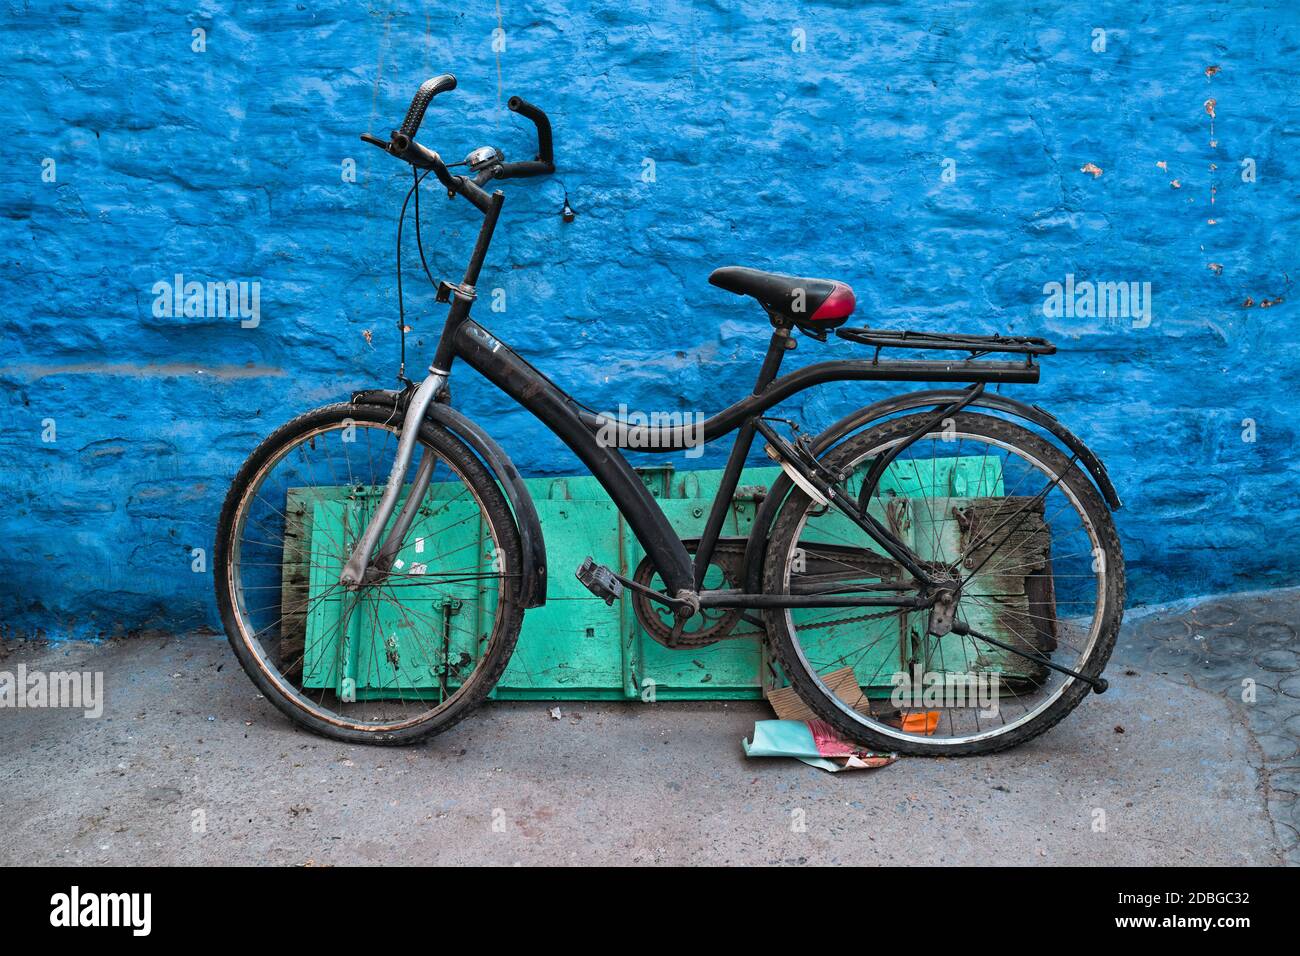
[709, 266, 856, 329]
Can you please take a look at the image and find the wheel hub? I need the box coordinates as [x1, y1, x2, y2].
[926, 574, 962, 637]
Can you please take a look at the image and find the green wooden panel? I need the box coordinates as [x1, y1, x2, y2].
[293, 458, 1033, 701]
[301, 488, 498, 701]
[491, 498, 627, 698]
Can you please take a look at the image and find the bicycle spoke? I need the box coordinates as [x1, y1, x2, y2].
[223, 415, 515, 731]
[773, 414, 1116, 752]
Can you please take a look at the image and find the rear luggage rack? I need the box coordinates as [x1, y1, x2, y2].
[837, 326, 1057, 363]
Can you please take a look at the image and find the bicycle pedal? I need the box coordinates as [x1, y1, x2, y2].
[576, 557, 623, 605]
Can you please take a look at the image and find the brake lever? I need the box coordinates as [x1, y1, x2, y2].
[360, 127, 497, 214]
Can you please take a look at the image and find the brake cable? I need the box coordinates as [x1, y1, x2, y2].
[411, 164, 447, 288]
[394, 163, 471, 384]
[393, 169, 428, 384]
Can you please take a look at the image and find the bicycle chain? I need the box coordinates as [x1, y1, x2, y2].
[796, 606, 912, 631]
[634, 535, 919, 644]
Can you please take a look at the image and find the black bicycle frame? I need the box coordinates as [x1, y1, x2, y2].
[345, 183, 1041, 614]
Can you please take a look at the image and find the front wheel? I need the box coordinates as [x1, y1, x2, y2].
[762, 411, 1125, 757]
[214, 402, 524, 745]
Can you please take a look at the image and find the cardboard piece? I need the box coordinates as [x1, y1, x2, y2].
[764, 665, 871, 721]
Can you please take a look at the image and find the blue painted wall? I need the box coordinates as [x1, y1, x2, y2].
[2, 1, 1298, 638]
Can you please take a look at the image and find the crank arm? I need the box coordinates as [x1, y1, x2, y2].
[614, 568, 693, 612]
[577, 557, 695, 613]
[950, 620, 1108, 694]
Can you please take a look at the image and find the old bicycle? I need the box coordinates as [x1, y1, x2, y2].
[214, 75, 1125, 755]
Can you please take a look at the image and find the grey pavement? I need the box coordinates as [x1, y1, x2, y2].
[1114, 586, 1300, 867]
[0, 588, 1294, 866]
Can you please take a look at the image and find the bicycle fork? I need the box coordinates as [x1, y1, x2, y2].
[339, 368, 448, 587]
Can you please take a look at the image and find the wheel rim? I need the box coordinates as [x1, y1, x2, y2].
[779, 427, 1110, 748]
[224, 417, 511, 733]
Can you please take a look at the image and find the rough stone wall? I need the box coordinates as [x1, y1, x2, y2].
[2, 1, 1297, 637]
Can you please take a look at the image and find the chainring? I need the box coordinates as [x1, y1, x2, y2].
[632, 539, 753, 648]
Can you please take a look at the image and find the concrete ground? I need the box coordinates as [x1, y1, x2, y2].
[2, 589, 1295, 866]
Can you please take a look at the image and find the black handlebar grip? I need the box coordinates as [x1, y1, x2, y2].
[507, 95, 554, 169]
[389, 132, 454, 185]
[399, 74, 457, 139]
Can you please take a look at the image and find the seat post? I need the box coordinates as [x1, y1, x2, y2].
[753, 318, 794, 395]
[691, 318, 793, 590]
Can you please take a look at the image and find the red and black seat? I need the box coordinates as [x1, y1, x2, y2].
[709, 266, 856, 332]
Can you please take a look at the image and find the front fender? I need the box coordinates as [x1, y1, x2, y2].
[741, 389, 1121, 594]
[352, 388, 547, 608]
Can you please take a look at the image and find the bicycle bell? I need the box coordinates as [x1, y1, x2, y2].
[465, 145, 503, 172]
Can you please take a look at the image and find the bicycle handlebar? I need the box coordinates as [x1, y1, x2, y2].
[383, 131, 494, 212]
[362, 75, 556, 214]
[386, 132, 451, 180]
[398, 73, 457, 138]
[501, 95, 554, 174]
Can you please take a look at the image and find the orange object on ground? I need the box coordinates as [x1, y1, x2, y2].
[899, 711, 940, 735]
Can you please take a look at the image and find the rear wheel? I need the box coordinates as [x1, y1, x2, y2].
[762, 412, 1124, 756]
[214, 403, 524, 745]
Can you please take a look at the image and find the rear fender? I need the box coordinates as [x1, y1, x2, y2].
[741, 389, 1121, 594]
